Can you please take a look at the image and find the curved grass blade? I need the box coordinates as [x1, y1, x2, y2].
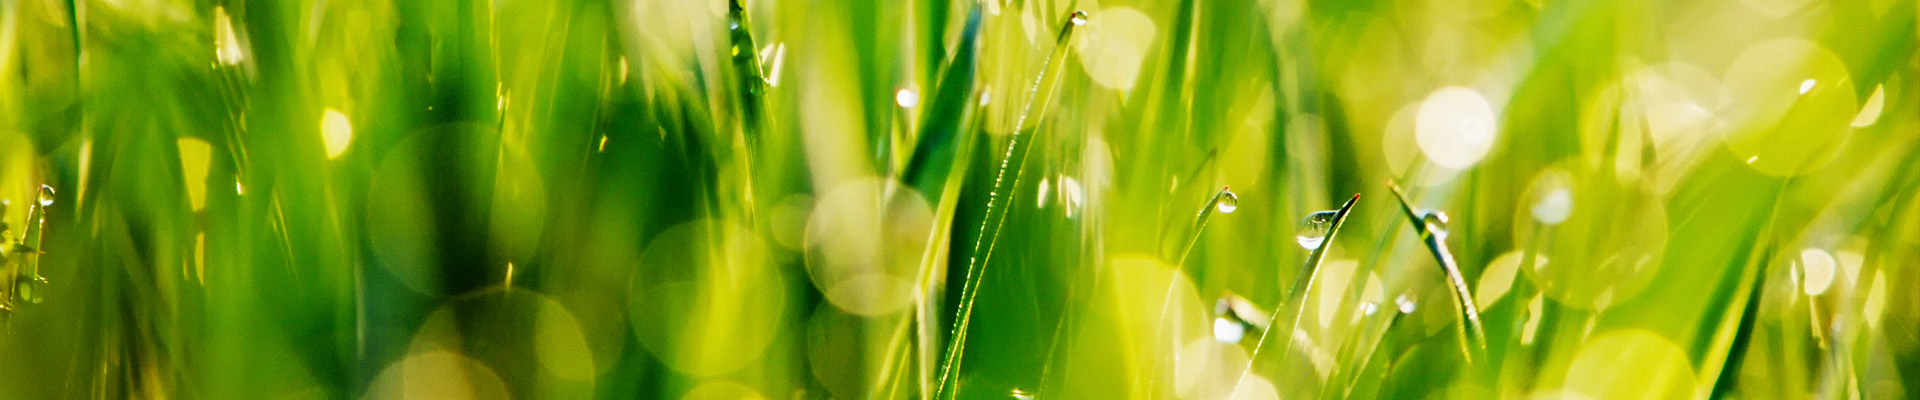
[1230, 193, 1359, 400]
[1387, 182, 1488, 364]
[933, 9, 1088, 400]
[900, 9, 984, 199]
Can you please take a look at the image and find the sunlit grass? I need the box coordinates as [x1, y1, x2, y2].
[0, 0, 1917, 399]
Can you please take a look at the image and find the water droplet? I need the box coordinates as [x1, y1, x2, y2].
[1214, 317, 1246, 343]
[1360, 301, 1379, 316]
[1395, 293, 1418, 314]
[1296, 211, 1337, 249]
[37, 185, 55, 206]
[1069, 10, 1089, 26]
[1421, 211, 1449, 238]
[1216, 189, 1239, 214]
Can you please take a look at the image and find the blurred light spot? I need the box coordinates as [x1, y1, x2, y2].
[1523, 167, 1574, 226]
[895, 88, 919, 108]
[1865, 271, 1886, 327]
[1212, 317, 1244, 343]
[1075, 7, 1156, 91]
[177, 138, 212, 210]
[630, 220, 785, 376]
[1416, 87, 1498, 169]
[321, 108, 353, 159]
[213, 7, 246, 65]
[617, 57, 629, 85]
[1060, 176, 1084, 217]
[1740, 0, 1818, 18]
[1315, 260, 1363, 328]
[1533, 190, 1572, 224]
[1801, 249, 1835, 296]
[1037, 177, 1051, 209]
[1382, 103, 1462, 186]
[805, 178, 930, 315]
[487, 147, 548, 264]
[362, 351, 510, 400]
[1722, 39, 1855, 176]
[804, 303, 891, 398]
[1853, 85, 1886, 127]
[768, 194, 814, 250]
[1564, 330, 1694, 399]
[1476, 252, 1537, 309]
[1229, 375, 1281, 400]
[1517, 164, 1668, 310]
[1011, 388, 1034, 400]
[681, 381, 765, 400]
[1522, 295, 1543, 344]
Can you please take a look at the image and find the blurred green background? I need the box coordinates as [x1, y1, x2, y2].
[0, 0, 1917, 398]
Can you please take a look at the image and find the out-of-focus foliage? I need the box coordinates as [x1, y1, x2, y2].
[0, 0, 1916, 399]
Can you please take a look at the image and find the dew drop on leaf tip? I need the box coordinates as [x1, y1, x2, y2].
[1215, 187, 1239, 214]
[1297, 211, 1337, 250]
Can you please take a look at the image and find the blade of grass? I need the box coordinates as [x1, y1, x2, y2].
[1387, 182, 1487, 365]
[1230, 193, 1359, 400]
[933, 9, 1088, 400]
[900, 9, 984, 199]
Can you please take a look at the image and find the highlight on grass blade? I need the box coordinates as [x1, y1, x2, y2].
[934, 9, 1090, 400]
[1231, 193, 1358, 399]
[1387, 181, 1487, 364]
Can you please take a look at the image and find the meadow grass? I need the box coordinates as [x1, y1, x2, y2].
[0, 0, 1917, 399]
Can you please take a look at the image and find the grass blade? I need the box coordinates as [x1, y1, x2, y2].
[1387, 182, 1488, 364]
[933, 9, 1088, 400]
[1231, 193, 1360, 399]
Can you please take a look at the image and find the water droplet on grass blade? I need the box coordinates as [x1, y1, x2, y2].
[1421, 211, 1449, 239]
[1216, 189, 1239, 213]
[1069, 10, 1089, 25]
[37, 185, 54, 206]
[1297, 211, 1337, 249]
[1395, 293, 1418, 314]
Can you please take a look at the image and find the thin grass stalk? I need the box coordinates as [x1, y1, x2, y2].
[1388, 183, 1487, 364]
[1230, 193, 1359, 400]
[932, 10, 1087, 400]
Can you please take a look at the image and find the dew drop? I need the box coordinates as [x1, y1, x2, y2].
[1216, 189, 1239, 214]
[1421, 211, 1449, 239]
[37, 185, 55, 206]
[1360, 301, 1379, 316]
[1395, 293, 1418, 314]
[1069, 10, 1089, 26]
[1296, 211, 1338, 249]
